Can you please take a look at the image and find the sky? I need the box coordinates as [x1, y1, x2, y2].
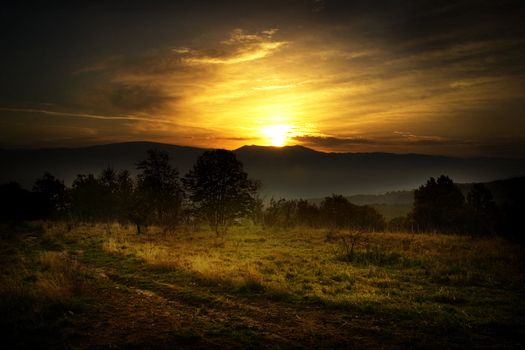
[1, 0, 525, 157]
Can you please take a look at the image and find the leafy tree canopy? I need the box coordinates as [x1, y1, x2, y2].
[184, 149, 259, 235]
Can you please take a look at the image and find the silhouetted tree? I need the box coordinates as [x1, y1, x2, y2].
[351, 205, 386, 231]
[127, 189, 151, 235]
[263, 198, 281, 228]
[69, 169, 138, 226]
[388, 215, 414, 232]
[0, 182, 37, 222]
[98, 167, 120, 223]
[319, 195, 385, 231]
[135, 149, 183, 233]
[263, 196, 383, 231]
[264, 198, 298, 228]
[499, 177, 525, 242]
[467, 183, 496, 213]
[184, 149, 259, 235]
[320, 195, 353, 230]
[412, 175, 465, 232]
[115, 169, 135, 224]
[249, 195, 265, 225]
[70, 174, 105, 222]
[32, 172, 67, 219]
[296, 199, 320, 228]
[466, 183, 499, 235]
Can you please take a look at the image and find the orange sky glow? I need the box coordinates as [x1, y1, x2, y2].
[1, 1, 524, 157]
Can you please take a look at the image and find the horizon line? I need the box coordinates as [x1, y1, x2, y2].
[1, 140, 523, 160]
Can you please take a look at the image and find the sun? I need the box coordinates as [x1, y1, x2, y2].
[261, 124, 291, 147]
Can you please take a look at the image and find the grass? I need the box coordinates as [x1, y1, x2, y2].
[0, 224, 89, 348]
[1, 221, 524, 349]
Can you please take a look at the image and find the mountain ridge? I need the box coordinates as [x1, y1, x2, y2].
[2, 141, 525, 199]
[5, 141, 523, 160]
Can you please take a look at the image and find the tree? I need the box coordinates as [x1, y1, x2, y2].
[296, 199, 320, 228]
[467, 183, 497, 214]
[70, 173, 105, 222]
[320, 195, 353, 230]
[388, 215, 414, 232]
[32, 172, 67, 219]
[184, 149, 259, 235]
[319, 194, 385, 231]
[98, 167, 120, 223]
[412, 175, 465, 232]
[351, 205, 386, 231]
[263, 198, 298, 229]
[466, 183, 499, 235]
[0, 182, 36, 223]
[135, 149, 183, 233]
[115, 169, 135, 225]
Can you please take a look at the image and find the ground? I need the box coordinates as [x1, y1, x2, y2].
[1, 222, 524, 349]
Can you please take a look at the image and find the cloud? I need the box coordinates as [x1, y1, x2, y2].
[74, 55, 124, 74]
[392, 131, 447, 145]
[2, 2, 524, 156]
[178, 28, 287, 65]
[0, 107, 182, 126]
[107, 83, 174, 113]
[252, 84, 295, 91]
[293, 135, 377, 148]
[216, 136, 255, 141]
[294, 132, 471, 150]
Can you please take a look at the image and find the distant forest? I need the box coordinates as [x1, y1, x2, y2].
[1, 149, 524, 242]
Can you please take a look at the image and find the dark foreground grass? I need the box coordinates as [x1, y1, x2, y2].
[1, 222, 524, 349]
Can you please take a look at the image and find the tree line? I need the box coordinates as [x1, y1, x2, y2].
[0, 149, 523, 240]
[262, 196, 385, 231]
[0, 149, 258, 235]
[390, 175, 523, 241]
[0, 148, 388, 234]
[258, 175, 523, 242]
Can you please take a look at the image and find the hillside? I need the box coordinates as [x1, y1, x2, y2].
[2, 223, 524, 348]
[1, 142, 524, 199]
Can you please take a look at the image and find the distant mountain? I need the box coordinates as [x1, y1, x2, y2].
[235, 145, 525, 199]
[1, 142, 525, 199]
[0, 142, 205, 189]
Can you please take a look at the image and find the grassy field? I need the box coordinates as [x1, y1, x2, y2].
[1, 222, 524, 349]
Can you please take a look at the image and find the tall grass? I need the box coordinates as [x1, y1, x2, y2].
[0, 251, 86, 311]
[2, 222, 523, 347]
[95, 224, 524, 318]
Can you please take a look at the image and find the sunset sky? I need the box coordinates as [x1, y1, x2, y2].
[1, 1, 524, 156]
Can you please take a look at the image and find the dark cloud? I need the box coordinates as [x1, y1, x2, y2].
[71, 81, 178, 116]
[217, 136, 255, 141]
[293, 135, 377, 147]
[294, 133, 474, 150]
[107, 84, 173, 113]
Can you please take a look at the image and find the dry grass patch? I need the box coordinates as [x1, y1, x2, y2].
[88, 224, 524, 334]
[36, 251, 85, 302]
[2, 222, 524, 348]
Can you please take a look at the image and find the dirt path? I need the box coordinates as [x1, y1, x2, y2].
[65, 238, 522, 350]
[70, 251, 403, 349]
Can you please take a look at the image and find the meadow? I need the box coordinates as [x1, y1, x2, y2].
[1, 222, 524, 349]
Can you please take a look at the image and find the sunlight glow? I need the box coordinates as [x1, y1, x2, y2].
[262, 124, 291, 147]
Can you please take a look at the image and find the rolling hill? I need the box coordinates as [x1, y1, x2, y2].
[1, 142, 524, 200]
